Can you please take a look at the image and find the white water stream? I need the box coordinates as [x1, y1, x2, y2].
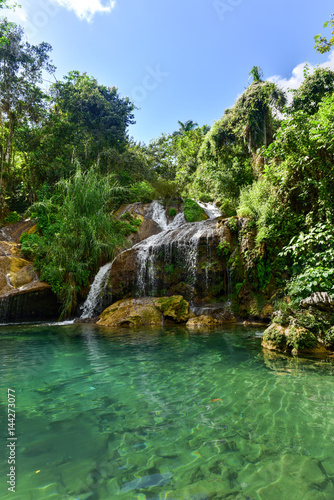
[80, 200, 223, 318]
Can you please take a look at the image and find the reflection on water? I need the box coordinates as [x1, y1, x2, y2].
[0, 323, 334, 499]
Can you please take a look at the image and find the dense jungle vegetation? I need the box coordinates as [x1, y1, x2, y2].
[1, 9, 334, 318]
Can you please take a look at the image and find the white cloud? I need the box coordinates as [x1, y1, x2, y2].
[51, 0, 116, 22]
[268, 51, 334, 102]
[5, 0, 28, 22]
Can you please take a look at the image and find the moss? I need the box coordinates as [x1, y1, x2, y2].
[286, 326, 317, 351]
[227, 217, 238, 232]
[155, 295, 190, 322]
[324, 327, 334, 348]
[168, 208, 177, 217]
[183, 199, 207, 223]
[262, 325, 286, 347]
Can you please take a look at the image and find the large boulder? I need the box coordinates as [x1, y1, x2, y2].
[97, 296, 193, 327]
[154, 295, 194, 323]
[262, 322, 328, 355]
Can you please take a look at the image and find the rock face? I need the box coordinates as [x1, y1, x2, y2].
[0, 221, 59, 322]
[300, 292, 334, 312]
[103, 214, 275, 321]
[97, 296, 194, 327]
[262, 294, 334, 355]
[106, 218, 232, 305]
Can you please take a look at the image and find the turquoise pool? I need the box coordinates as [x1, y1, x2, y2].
[0, 323, 334, 499]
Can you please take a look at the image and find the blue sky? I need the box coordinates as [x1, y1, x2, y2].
[6, 0, 334, 144]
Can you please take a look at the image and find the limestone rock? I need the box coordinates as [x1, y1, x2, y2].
[98, 297, 162, 327]
[300, 292, 334, 312]
[98, 295, 194, 327]
[10, 264, 35, 288]
[186, 315, 221, 328]
[154, 295, 193, 323]
[262, 322, 328, 355]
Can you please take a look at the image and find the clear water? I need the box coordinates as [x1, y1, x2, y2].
[1, 324, 334, 499]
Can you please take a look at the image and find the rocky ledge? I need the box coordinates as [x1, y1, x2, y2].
[262, 292, 334, 355]
[97, 295, 240, 328]
[0, 221, 59, 322]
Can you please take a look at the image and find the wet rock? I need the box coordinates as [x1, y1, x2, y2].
[97, 296, 194, 327]
[98, 297, 162, 327]
[186, 315, 221, 328]
[262, 323, 328, 355]
[154, 295, 193, 323]
[9, 264, 35, 288]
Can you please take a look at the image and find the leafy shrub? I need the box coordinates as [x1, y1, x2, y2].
[280, 223, 334, 300]
[27, 167, 125, 319]
[20, 233, 41, 260]
[4, 211, 22, 223]
[129, 181, 155, 203]
[184, 199, 206, 222]
[168, 208, 177, 217]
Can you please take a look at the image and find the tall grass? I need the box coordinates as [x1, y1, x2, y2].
[25, 167, 126, 319]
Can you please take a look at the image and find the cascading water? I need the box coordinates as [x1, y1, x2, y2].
[134, 219, 221, 301]
[80, 262, 113, 319]
[196, 201, 222, 219]
[82, 200, 227, 315]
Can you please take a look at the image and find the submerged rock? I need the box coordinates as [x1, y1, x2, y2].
[186, 315, 221, 328]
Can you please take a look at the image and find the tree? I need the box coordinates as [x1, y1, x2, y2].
[0, 20, 54, 218]
[51, 71, 135, 168]
[314, 14, 334, 53]
[249, 65, 263, 83]
[173, 119, 198, 136]
[289, 66, 334, 115]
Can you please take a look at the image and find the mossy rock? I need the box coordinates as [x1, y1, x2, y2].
[186, 315, 221, 328]
[98, 298, 162, 327]
[262, 323, 327, 355]
[98, 296, 194, 327]
[262, 323, 287, 351]
[154, 295, 193, 323]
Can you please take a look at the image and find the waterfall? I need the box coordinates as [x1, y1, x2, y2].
[147, 200, 168, 230]
[196, 201, 222, 219]
[134, 219, 220, 300]
[80, 262, 113, 319]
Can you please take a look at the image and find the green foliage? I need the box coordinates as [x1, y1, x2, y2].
[4, 211, 21, 223]
[314, 14, 334, 53]
[20, 232, 41, 261]
[262, 327, 286, 347]
[286, 327, 317, 351]
[168, 208, 177, 217]
[129, 181, 155, 203]
[289, 66, 334, 115]
[164, 264, 175, 275]
[183, 199, 206, 222]
[280, 223, 334, 300]
[216, 240, 231, 257]
[26, 166, 125, 319]
[227, 217, 238, 232]
[153, 179, 181, 202]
